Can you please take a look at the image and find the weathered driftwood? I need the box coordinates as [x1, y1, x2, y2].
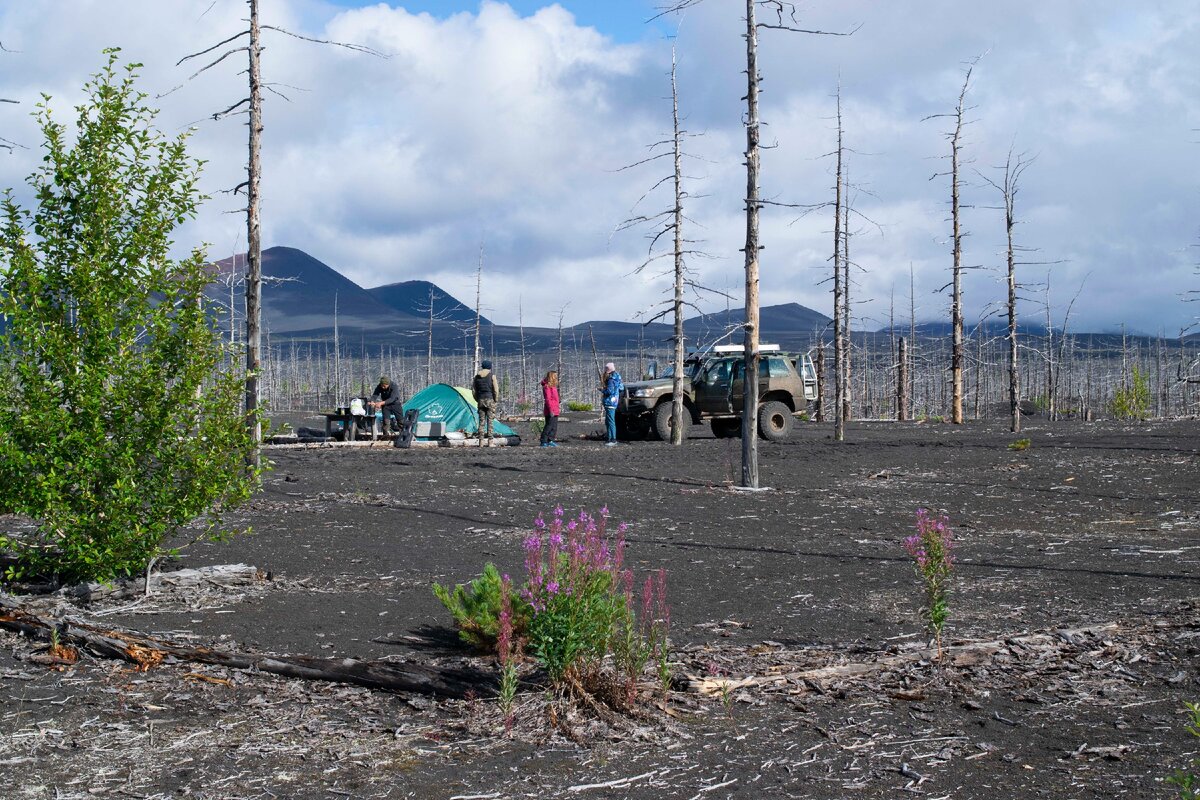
[59, 563, 263, 604]
[0, 594, 490, 698]
[686, 623, 1120, 696]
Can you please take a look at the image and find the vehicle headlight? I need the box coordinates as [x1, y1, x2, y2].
[632, 389, 655, 398]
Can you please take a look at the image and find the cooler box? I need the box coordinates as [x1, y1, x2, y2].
[414, 421, 445, 438]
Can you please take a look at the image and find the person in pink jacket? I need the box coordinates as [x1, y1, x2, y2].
[540, 370, 560, 447]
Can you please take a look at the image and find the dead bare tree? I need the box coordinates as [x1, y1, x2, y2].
[175, 0, 384, 466]
[615, 46, 710, 444]
[654, 0, 853, 485]
[473, 244, 483, 372]
[924, 58, 980, 424]
[832, 88, 846, 442]
[980, 147, 1034, 432]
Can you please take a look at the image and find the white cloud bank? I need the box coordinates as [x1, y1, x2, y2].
[1, 0, 1197, 334]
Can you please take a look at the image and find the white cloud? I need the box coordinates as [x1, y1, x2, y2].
[1, 0, 1197, 334]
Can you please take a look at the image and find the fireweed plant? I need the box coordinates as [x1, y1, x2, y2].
[903, 509, 956, 660]
[437, 507, 670, 709]
[522, 507, 670, 692]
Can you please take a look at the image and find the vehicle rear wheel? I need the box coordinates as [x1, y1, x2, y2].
[711, 418, 741, 438]
[757, 400, 793, 441]
[653, 402, 688, 442]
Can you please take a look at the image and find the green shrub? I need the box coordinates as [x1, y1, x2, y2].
[1008, 438, 1031, 452]
[1168, 701, 1200, 799]
[566, 401, 594, 412]
[433, 562, 530, 650]
[1109, 366, 1151, 420]
[530, 418, 546, 436]
[0, 52, 260, 584]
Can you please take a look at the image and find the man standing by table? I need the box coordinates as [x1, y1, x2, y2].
[369, 376, 403, 435]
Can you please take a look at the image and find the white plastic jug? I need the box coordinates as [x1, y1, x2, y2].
[349, 398, 365, 416]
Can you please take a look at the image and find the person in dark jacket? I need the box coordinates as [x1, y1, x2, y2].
[540, 370, 560, 447]
[472, 360, 500, 444]
[369, 376, 403, 435]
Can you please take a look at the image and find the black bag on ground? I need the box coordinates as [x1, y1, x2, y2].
[394, 408, 420, 449]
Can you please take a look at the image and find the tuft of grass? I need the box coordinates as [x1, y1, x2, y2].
[1008, 438, 1031, 452]
[566, 401, 594, 412]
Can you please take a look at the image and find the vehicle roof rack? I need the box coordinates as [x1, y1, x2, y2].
[712, 344, 780, 354]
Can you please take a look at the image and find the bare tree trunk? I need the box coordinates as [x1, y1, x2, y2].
[332, 292, 340, 402]
[244, 0, 264, 468]
[740, 0, 761, 487]
[947, 67, 973, 425]
[832, 87, 845, 443]
[519, 296, 527, 404]
[816, 340, 826, 422]
[1046, 277, 1056, 421]
[426, 286, 434, 386]
[841, 181, 852, 424]
[473, 244, 482, 372]
[670, 49, 687, 445]
[897, 336, 908, 421]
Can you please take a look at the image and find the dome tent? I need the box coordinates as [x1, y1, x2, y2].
[404, 383, 517, 440]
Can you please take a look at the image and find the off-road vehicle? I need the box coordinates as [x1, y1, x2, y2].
[617, 345, 817, 441]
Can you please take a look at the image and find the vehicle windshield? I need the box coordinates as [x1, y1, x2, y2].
[660, 360, 701, 380]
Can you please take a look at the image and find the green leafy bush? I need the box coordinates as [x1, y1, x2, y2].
[433, 562, 530, 649]
[1008, 438, 1031, 451]
[1168, 701, 1200, 799]
[1109, 366, 1151, 420]
[0, 52, 260, 584]
[566, 401, 594, 412]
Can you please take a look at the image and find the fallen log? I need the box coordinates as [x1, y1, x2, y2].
[685, 623, 1121, 696]
[0, 594, 491, 698]
[59, 563, 264, 604]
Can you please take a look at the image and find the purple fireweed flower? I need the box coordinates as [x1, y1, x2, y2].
[548, 531, 563, 548]
[554, 505, 564, 518]
[524, 534, 541, 553]
[534, 515, 546, 530]
[546, 581, 560, 596]
[567, 520, 578, 531]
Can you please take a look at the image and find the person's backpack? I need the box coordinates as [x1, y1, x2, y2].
[473, 373, 494, 400]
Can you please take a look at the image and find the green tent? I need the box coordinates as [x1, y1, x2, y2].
[404, 383, 517, 439]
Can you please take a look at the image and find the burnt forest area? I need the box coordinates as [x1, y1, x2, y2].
[2, 414, 1198, 799]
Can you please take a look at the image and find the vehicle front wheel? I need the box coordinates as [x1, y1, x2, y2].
[711, 418, 741, 438]
[653, 402, 688, 442]
[617, 414, 651, 441]
[757, 400, 793, 441]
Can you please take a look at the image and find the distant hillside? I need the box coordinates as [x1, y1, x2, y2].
[208, 246, 419, 335]
[369, 280, 488, 326]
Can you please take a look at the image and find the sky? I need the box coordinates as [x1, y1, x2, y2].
[1, 0, 1197, 334]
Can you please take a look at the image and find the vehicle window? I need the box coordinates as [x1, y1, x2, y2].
[767, 357, 790, 377]
[712, 361, 731, 383]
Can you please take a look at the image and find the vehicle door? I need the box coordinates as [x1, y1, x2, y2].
[695, 358, 735, 414]
[728, 358, 771, 414]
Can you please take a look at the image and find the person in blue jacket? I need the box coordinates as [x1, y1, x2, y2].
[599, 362, 623, 446]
